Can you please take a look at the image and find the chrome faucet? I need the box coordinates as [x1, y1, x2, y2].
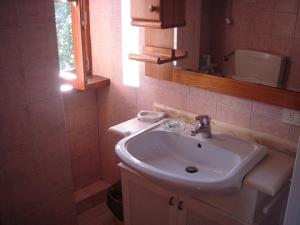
[191, 115, 211, 138]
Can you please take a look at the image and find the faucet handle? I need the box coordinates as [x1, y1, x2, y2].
[194, 115, 210, 125]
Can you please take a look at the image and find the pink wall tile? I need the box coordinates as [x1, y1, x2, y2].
[0, 106, 32, 150]
[291, 38, 300, 56]
[0, 69, 28, 110]
[90, 0, 113, 17]
[0, 1, 18, 27]
[0, 27, 21, 70]
[68, 125, 100, 160]
[187, 96, 217, 118]
[63, 90, 99, 132]
[90, 16, 114, 47]
[21, 23, 58, 66]
[24, 60, 60, 102]
[231, 7, 254, 33]
[287, 57, 300, 91]
[250, 34, 272, 52]
[296, 15, 300, 38]
[272, 13, 297, 37]
[270, 36, 293, 55]
[63, 89, 102, 190]
[19, 0, 54, 24]
[137, 83, 160, 111]
[186, 87, 218, 117]
[257, 0, 277, 11]
[29, 98, 65, 135]
[252, 102, 283, 119]
[216, 103, 252, 128]
[1, 142, 37, 186]
[158, 80, 188, 109]
[71, 152, 102, 189]
[289, 126, 300, 142]
[251, 102, 290, 138]
[0, 2, 76, 224]
[217, 94, 253, 111]
[250, 114, 290, 138]
[275, 0, 299, 13]
[112, 0, 121, 17]
[232, 0, 257, 10]
[253, 12, 274, 35]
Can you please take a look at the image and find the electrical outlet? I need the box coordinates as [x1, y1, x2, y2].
[282, 109, 300, 126]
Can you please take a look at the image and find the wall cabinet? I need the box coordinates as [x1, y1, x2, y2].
[120, 164, 287, 225]
[130, 0, 186, 28]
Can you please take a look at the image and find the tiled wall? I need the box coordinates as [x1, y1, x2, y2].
[63, 90, 102, 190]
[0, 1, 77, 224]
[90, 0, 300, 183]
[211, 0, 300, 91]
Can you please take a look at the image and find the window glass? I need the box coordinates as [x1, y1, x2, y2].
[54, 2, 75, 71]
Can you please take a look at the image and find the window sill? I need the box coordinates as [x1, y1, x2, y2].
[86, 75, 110, 89]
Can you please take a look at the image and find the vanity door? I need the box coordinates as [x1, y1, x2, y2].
[176, 196, 244, 225]
[121, 169, 178, 225]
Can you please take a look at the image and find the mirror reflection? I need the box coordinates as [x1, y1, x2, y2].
[175, 0, 300, 92]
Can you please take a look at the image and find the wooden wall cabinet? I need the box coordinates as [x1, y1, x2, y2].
[131, 0, 186, 28]
[120, 164, 287, 225]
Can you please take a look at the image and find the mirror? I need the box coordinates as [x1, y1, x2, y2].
[175, 0, 300, 92]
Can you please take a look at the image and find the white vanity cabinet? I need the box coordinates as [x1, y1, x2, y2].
[121, 166, 177, 225]
[120, 164, 287, 225]
[176, 196, 243, 225]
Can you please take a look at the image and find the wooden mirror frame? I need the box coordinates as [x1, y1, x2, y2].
[173, 69, 300, 110]
[141, 27, 300, 111]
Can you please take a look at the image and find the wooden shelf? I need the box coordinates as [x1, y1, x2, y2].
[86, 75, 110, 89]
[129, 46, 187, 64]
[131, 20, 186, 29]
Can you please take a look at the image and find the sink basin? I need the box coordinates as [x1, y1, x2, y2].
[115, 120, 267, 194]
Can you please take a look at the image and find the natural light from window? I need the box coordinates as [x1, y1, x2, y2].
[60, 84, 73, 92]
[121, 0, 140, 87]
[54, 1, 76, 92]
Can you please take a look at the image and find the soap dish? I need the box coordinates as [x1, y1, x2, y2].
[161, 118, 186, 133]
[137, 111, 166, 123]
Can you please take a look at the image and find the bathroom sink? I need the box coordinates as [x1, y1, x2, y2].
[115, 120, 267, 194]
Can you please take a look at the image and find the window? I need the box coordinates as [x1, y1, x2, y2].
[54, 0, 109, 91]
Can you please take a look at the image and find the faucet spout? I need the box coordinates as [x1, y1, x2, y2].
[191, 115, 211, 138]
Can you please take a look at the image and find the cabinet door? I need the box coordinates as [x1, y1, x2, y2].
[131, 0, 161, 21]
[122, 170, 178, 225]
[177, 196, 245, 225]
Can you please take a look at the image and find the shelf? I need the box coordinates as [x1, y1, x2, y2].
[131, 20, 163, 29]
[86, 75, 110, 89]
[129, 46, 187, 64]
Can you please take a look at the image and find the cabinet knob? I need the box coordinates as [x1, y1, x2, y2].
[149, 5, 159, 13]
[168, 196, 175, 206]
[177, 201, 184, 210]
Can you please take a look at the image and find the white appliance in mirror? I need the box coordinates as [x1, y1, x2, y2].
[234, 50, 287, 88]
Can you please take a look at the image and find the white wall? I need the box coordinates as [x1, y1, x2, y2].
[284, 139, 300, 225]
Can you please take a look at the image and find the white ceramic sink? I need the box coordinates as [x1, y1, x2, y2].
[115, 120, 267, 194]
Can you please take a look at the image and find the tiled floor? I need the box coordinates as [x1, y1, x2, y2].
[78, 203, 116, 225]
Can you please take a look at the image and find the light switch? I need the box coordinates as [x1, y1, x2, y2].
[282, 109, 300, 126]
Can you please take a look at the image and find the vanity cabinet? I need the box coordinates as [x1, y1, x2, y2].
[130, 0, 186, 28]
[120, 164, 287, 225]
[176, 196, 243, 225]
[121, 166, 177, 225]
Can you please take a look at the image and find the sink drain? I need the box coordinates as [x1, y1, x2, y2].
[185, 166, 199, 173]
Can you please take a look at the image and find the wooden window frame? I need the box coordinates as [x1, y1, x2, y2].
[55, 0, 109, 90]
